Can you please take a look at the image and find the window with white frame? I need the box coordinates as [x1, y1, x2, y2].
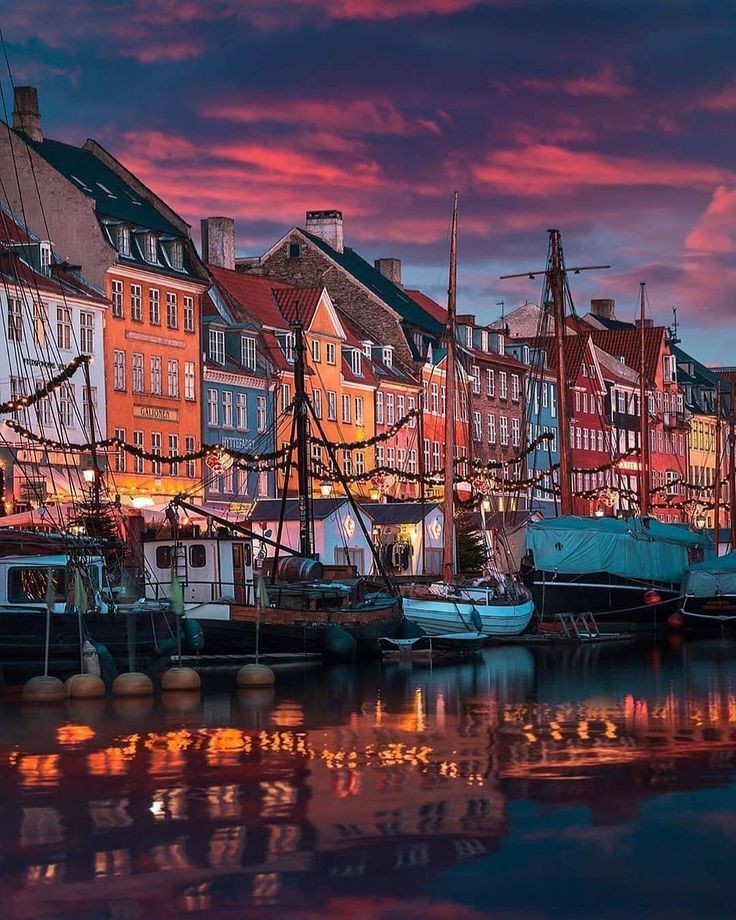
[167, 359, 179, 398]
[133, 430, 144, 474]
[209, 328, 225, 365]
[432, 441, 440, 470]
[168, 434, 179, 476]
[342, 394, 351, 423]
[32, 302, 46, 345]
[149, 356, 162, 395]
[114, 427, 126, 472]
[111, 279, 123, 318]
[430, 383, 438, 414]
[185, 436, 196, 478]
[236, 393, 247, 429]
[500, 415, 509, 445]
[7, 297, 22, 341]
[511, 374, 520, 402]
[473, 410, 482, 441]
[34, 380, 50, 427]
[144, 233, 158, 263]
[56, 306, 72, 350]
[183, 295, 195, 332]
[488, 413, 496, 444]
[383, 346, 393, 367]
[222, 391, 233, 427]
[312, 388, 322, 419]
[126, 284, 141, 323]
[376, 392, 384, 424]
[59, 384, 74, 428]
[184, 361, 195, 401]
[487, 368, 495, 396]
[169, 240, 184, 271]
[386, 393, 395, 424]
[151, 432, 162, 475]
[166, 292, 178, 329]
[512, 417, 520, 447]
[117, 225, 130, 256]
[132, 353, 144, 394]
[471, 365, 481, 395]
[327, 390, 337, 420]
[241, 336, 256, 370]
[149, 288, 160, 325]
[113, 350, 126, 390]
[408, 396, 416, 426]
[280, 382, 291, 413]
[78, 311, 94, 355]
[311, 339, 321, 363]
[407, 449, 417, 474]
[499, 372, 508, 399]
[342, 449, 352, 476]
[376, 445, 384, 467]
[350, 349, 362, 376]
[257, 396, 267, 431]
[326, 342, 336, 365]
[356, 451, 365, 475]
[355, 396, 364, 426]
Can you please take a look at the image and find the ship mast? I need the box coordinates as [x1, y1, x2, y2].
[714, 382, 722, 552]
[292, 321, 314, 558]
[442, 192, 459, 581]
[638, 283, 650, 516]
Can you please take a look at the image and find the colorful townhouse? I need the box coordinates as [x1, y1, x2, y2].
[0, 203, 108, 512]
[1, 86, 209, 508]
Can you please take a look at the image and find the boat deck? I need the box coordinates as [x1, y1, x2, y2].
[230, 603, 402, 627]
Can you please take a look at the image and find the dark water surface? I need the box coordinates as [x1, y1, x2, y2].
[2, 637, 736, 919]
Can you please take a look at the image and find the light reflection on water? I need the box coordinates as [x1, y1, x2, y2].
[1, 638, 736, 918]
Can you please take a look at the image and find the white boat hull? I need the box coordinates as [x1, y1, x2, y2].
[403, 596, 535, 636]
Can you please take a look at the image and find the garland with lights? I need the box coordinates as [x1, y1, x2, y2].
[307, 408, 419, 450]
[0, 355, 90, 414]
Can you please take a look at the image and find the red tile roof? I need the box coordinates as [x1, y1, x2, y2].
[404, 288, 447, 325]
[514, 333, 592, 386]
[272, 286, 323, 327]
[208, 263, 292, 330]
[589, 326, 666, 384]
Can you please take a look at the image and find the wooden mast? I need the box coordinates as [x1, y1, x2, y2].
[638, 283, 650, 516]
[442, 192, 459, 581]
[729, 378, 736, 552]
[714, 382, 722, 552]
[548, 230, 574, 516]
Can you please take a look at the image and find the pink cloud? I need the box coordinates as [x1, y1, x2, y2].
[472, 145, 734, 195]
[697, 84, 736, 112]
[520, 64, 634, 98]
[685, 186, 736, 254]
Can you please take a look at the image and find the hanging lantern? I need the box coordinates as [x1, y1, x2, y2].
[643, 589, 661, 606]
[455, 481, 472, 501]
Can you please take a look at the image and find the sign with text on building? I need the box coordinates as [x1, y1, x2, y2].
[617, 459, 641, 472]
[133, 405, 180, 423]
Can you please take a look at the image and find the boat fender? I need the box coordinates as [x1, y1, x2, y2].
[183, 618, 205, 653]
[470, 607, 484, 634]
[91, 641, 118, 687]
[82, 639, 101, 677]
[156, 637, 179, 658]
[322, 624, 357, 659]
[399, 619, 426, 640]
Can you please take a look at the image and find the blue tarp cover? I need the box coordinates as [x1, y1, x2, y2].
[683, 551, 736, 597]
[525, 516, 712, 584]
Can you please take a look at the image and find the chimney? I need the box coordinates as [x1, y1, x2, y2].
[201, 217, 235, 270]
[590, 298, 615, 320]
[12, 86, 43, 143]
[305, 209, 343, 253]
[635, 318, 654, 329]
[374, 258, 402, 288]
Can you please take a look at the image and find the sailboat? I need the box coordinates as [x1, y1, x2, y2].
[401, 194, 535, 637]
[517, 234, 712, 629]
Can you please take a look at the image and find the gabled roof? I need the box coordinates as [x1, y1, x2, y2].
[513, 333, 592, 387]
[490, 302, 553, 338]
[362, 502, 440, 524]
[249, 497, 361, 522]
[588, 326, 667, 385]
[208, 264, 292, 331]
[404, 288, 447, 325]
[593, 343, 639, 387]
[272, 286, 323, 327]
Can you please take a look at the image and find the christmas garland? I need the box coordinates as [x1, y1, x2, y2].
[0, 355, 90, 414]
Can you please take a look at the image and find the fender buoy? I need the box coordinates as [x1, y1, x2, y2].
[322, 624, 357, 659]
[183, 618, 204, 653]
[92, 642, 118, 687]
[82, 639, 101, 677]
[667, 612, 685, 630]
[643, 590, 662, 606]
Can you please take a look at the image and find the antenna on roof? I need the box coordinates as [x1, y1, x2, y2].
[668, 306, 681, 346]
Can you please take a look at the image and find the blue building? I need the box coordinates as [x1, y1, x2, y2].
[504, 341, 560, 518]
[201, 262, 278, 509]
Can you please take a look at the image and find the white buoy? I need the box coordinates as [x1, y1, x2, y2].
[22, 675, 65, 704]
[236, 663, 275, 688]
[65, 674, 106, 699]
[160, 667, 201, 691]
[112, 672, 154, 697]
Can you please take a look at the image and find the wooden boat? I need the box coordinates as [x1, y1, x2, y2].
[379, 631, 487, 659]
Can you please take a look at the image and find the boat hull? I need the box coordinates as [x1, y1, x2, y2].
[402, 595, 534, 637]
[681, 595, 736, 626]
[379, 632, 486, 659]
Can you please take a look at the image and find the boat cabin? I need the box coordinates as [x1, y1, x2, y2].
[0, 554, 106, 614]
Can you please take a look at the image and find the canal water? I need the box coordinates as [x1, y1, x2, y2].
[1, 636, 735, 919]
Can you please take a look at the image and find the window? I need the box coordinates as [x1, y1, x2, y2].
[111, 279, 123, 318]
[576, 427, 582, 449]
[59, 384, 74, 428]
[117, 224, 130, 256]
[499, 372, 508, 399]
[487, 368, 495, 397]
[488, 413, 496, 445]
[311, 339, 321, 363]
[114, 428, 126, 472]
[342, 450, 352, 476]
[583, 428, 589, 451]
[183, 295, 195, 332]
[166, 292, 178, 329]
[326, 342, 336, 365]
[376, 392, 384, 425]
[465, 326, 473, 348]
[342, 394, 351, 423]
[423, 439, 430, 472]
[132, 353, 144, 394]
[209, 328, 225, 365]
[39, 242, 51, 275]
[126, 284, 141, 323]
[327, 390, 337, 420]
[473, 410, 482, 441]
[598, 430, 604, 452]
[407, 449, 417, 474]
[408, 396, 416, 426]
[288, 242, 301, 259]
[471, 365, 481, 395]
[113, 350, 126, 391]
[280, 383, 291, 413]
[387, 447, 395, 469]
[355, 396, 364, 426]
[500, 416, 509, 446]
[242, 336, 257, 370]
[149, 288, 160, 325]
[7, 297, 22, 341]
[185, 436, 196, 478]
[133, 430, 144, 474]
[236, 393, 247, 429]
[582, 392, 588, 414]
[432, 441, 440, 471]
[430, 383, 438, 414]
[312, 388, 322, 419]
[376, 445, 384, 467]
[512, 417, 520, 447]
[150, 356, 162, 395]
[169, 240, 184, 271]
[151, 432, 162, 476]
[167, 359, 179, 398]
[10, 376, 26, 420]
[56, 306, 72, 350]
[542, 382, 548, 408]
[386, 393, 395, 424]
[356, 451, 365, 475]
[144, 233, 158, 263]
[383, 346, 393, 367]
[350, 350, 362, 376]
[279, 332, 295, 363]
[35, 380, 50, 427]
[256, 396, 267, 432]
[184, 361, 195, 401]
[511, 374, 520, 402]
[222, 391, 233, 427]
[32, 302, 46, 345]
[168, 434, 179, 477]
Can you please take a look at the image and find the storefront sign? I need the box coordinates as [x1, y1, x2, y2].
[133, 405, 180, 422]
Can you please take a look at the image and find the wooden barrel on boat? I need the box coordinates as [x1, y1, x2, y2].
[276, 556, 325, 583]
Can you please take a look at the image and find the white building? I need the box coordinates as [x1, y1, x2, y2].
[0, 204, 108, 511]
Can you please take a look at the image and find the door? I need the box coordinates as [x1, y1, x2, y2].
[232, 543, 246, 604]
[335, 547, 365, 574]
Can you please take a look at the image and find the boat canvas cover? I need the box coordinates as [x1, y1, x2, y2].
[684, 551, 736, 597]
[525, 516, 712, 584]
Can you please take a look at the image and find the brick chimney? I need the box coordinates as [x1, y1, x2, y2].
[305, 209, 343, 253]
[374, 258, 402, 288]
[201, 217, 235, 270]
[590, 298, 615, 320]
[12, 86, 43, 143]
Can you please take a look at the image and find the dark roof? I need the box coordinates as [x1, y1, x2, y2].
[249, 498, 357, 522]
[587, 314, 635, 331]
[513, 333, 591, 386]
[300, 229, 444, 336]
[25, 137, 182, 235]
[589, 327, 666, 384]
[404, 288, 447, 325]
[362, 502, 440, 524]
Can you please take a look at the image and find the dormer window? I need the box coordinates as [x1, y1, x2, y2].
[169, 240, 184, 271]
[362, 340, 373, 358]
[481, 331, 488, 353]
[523, 345, 530, 365]
[350, 349, 362, 376]
[209, 328, 225, 365]
[278, 332, 295, 363]
[144, 232, 158, 263]
[465, 326, 473, 348]
[39, 242, 52, 276]
[382, 346, 393, 367]
[117, 225, 130, 256]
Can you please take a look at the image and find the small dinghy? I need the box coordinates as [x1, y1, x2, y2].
[378, 632, 487, 660]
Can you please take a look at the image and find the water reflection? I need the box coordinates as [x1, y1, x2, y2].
[1, 638, 736, 917]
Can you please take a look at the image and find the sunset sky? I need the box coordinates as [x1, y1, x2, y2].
[3, 0, 735, 362]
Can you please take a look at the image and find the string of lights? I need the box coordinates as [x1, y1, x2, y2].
[0, 354, 89, 414]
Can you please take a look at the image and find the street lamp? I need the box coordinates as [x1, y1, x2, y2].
[481, 498, 492, 512]
[369, 486, 381, 502]
[82, 468, 96, 484]
[319, 481, 332, 498]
